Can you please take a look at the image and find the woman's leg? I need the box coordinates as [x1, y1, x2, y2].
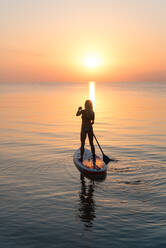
[88, 129, 95, 161]
[80, 128, 87, 161]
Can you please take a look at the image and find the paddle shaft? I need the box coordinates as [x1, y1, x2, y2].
[93, 133, 104, 155]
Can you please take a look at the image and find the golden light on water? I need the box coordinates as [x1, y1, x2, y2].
[89, 81, 95, 109]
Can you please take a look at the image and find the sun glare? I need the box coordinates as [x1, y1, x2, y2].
[84, 55, 100, 69]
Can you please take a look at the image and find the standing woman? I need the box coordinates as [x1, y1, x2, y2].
[76, 99, 96, 165]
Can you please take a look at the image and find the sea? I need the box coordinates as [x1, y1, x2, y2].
[0, 81, 166, 248]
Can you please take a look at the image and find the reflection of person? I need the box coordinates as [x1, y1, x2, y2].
[76, 99, 96, 166]
[79, 175, 96, 227]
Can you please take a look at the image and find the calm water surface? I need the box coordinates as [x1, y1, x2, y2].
[0, 82, 166, 248]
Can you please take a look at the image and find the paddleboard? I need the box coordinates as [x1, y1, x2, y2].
[73, 148, 107, 180]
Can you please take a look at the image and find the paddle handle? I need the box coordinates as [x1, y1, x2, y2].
[93, 133, 104, 155]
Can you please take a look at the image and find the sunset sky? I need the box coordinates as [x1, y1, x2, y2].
[0, 0, 166, 83]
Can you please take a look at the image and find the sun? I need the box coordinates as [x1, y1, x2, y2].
[84, 55, 101, 69]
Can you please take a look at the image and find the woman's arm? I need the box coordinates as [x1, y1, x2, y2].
[91, 112, 95, 125]
[76, 107, 82, 116]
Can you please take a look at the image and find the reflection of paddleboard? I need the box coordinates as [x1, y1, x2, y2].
[73, 148, 107, 180]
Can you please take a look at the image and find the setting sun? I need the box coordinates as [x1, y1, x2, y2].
[84, 55, 101, 69]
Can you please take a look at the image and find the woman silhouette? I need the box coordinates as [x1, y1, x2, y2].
[76, 99, 96, 165]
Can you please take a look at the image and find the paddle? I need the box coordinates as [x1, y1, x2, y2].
[93, 133, 111, 164]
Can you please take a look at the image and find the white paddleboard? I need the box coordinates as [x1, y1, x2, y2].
[73, 148, 107, 180]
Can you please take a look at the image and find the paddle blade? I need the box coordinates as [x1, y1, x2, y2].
[103, 154, 111, 164]
[103, 154, 118, 164]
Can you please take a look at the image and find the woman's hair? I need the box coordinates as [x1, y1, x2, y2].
[85, 99, 93, 111]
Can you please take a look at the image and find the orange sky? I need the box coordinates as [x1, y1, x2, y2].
[0, 0, 166, 83]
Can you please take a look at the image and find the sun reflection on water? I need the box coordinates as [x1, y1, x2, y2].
[89, 81, 95, 109]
